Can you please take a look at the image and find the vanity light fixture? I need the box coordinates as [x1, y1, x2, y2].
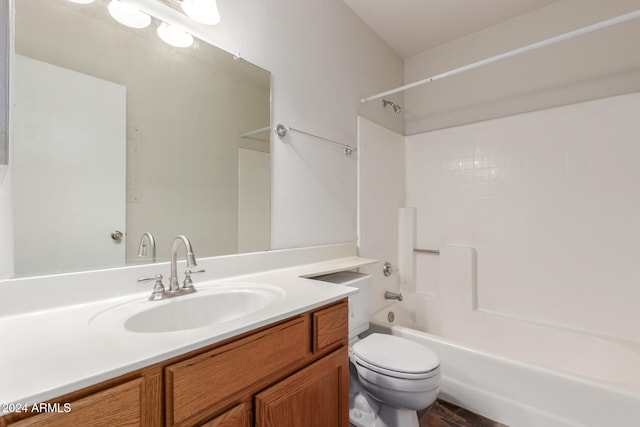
[157, 22, 194, 48]
[181, 0, 221, 25]
[68, 0, 95, 3]
[107, 0, 152, 29]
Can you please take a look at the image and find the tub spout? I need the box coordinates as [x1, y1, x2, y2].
[384, 291, 403, 301]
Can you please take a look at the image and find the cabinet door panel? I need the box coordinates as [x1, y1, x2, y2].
[313, 300, 348, 353]
[255, 347, 348, 427]
[8, 379, 144, 427]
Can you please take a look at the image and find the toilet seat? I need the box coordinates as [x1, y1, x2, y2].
[351, 334, 440, 380]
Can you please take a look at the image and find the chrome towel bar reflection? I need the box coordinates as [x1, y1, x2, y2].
[414, 248, 440, 255]
[239, 126, 270, 138]
[275, 124, 357, 155]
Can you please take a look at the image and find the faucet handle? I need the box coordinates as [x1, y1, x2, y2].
[137, 273, 163, 283]
[138, 274, 165, 301]
[183, 269, 205, 290]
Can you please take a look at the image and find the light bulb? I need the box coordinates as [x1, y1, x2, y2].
[108, 0, 151, 29]
[181, 0, 221, 25]
[157, 22, 194, 48]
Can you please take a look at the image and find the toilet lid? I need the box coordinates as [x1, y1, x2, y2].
[352, 333, 439, 379]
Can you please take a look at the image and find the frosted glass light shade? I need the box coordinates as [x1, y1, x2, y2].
[68, 0, 95, 3]
[157, 22, 194, 48]
[108, 0, 151, 29]
[182, 0, 221, 25]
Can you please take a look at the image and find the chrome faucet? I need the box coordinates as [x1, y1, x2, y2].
[168, 235, 198, 292]
[137, 235, 205, 300]
[384, 291, 403, 301]
[136, 232, 156, 263]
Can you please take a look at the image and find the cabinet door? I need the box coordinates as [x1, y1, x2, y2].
[255, 347, 348, 427]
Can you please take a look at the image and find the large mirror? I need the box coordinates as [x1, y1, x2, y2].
[11, 0, 271, 277]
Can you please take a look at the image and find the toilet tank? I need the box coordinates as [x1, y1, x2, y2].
[310, 271, 371, 338]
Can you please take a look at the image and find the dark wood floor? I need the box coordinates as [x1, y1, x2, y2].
[349, 398, 507, 427]
[420, 399, 508, 427]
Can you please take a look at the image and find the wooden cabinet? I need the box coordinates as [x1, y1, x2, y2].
[166, 316, 309, 426]
[2, 371, 163, 427]
[255, 348, 349, 427]
[7, 379, 144, 427]
[313, 300, 348, 353]
[200, 403, 252, 427]
[0, 299, 349, 427]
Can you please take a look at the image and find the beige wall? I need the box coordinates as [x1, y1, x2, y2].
[1, 0, 404, 277]
[404, 0, 640, 134]
[146, 0, 405, 249]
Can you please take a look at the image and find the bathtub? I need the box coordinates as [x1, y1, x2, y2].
[370, 295, 640, 427]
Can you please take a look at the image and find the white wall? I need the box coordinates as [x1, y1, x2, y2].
[404, 0, 640, 134]
[405, 93, 640, 343]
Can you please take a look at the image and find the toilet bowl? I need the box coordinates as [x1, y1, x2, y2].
[349, 333, 440, 427]
[309, 271, 441, 427]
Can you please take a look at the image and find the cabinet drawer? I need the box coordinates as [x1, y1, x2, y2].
[8, 378, 144, 427]
[166, 317, 308, 426]
[313, 300, 348, 353]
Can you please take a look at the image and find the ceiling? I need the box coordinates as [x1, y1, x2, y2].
[342, 0, 559, 58]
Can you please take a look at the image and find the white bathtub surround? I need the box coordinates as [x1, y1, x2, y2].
[406, 92, 640, 344]
[356, 117, 405, 314]
[0, 243, 375, 405]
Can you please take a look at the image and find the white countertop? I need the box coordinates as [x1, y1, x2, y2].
[0, 253, 376, 407]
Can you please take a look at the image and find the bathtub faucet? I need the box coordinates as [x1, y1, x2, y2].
[384, 291, 403, 301]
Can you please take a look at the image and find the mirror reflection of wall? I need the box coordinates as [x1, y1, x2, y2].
[12, 0, 271, 277]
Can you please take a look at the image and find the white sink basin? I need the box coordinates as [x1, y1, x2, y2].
[90, 283, 285, 333]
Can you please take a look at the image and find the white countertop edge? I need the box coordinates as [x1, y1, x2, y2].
[0, 255, 377, 406]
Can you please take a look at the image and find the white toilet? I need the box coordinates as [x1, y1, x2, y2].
[313, 271, 440, 427]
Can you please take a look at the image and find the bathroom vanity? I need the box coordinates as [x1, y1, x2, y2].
[1, 300, 348, 426]
[0, 244, 373, 427]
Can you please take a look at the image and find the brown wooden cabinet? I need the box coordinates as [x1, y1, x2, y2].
[255, 348, 349, 427]
[8, 379, 145, 427]
[200, 402, 252, 427]
[0, 299, 349, 427]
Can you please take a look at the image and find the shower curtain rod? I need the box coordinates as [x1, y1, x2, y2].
[360, 9, 640, 103]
